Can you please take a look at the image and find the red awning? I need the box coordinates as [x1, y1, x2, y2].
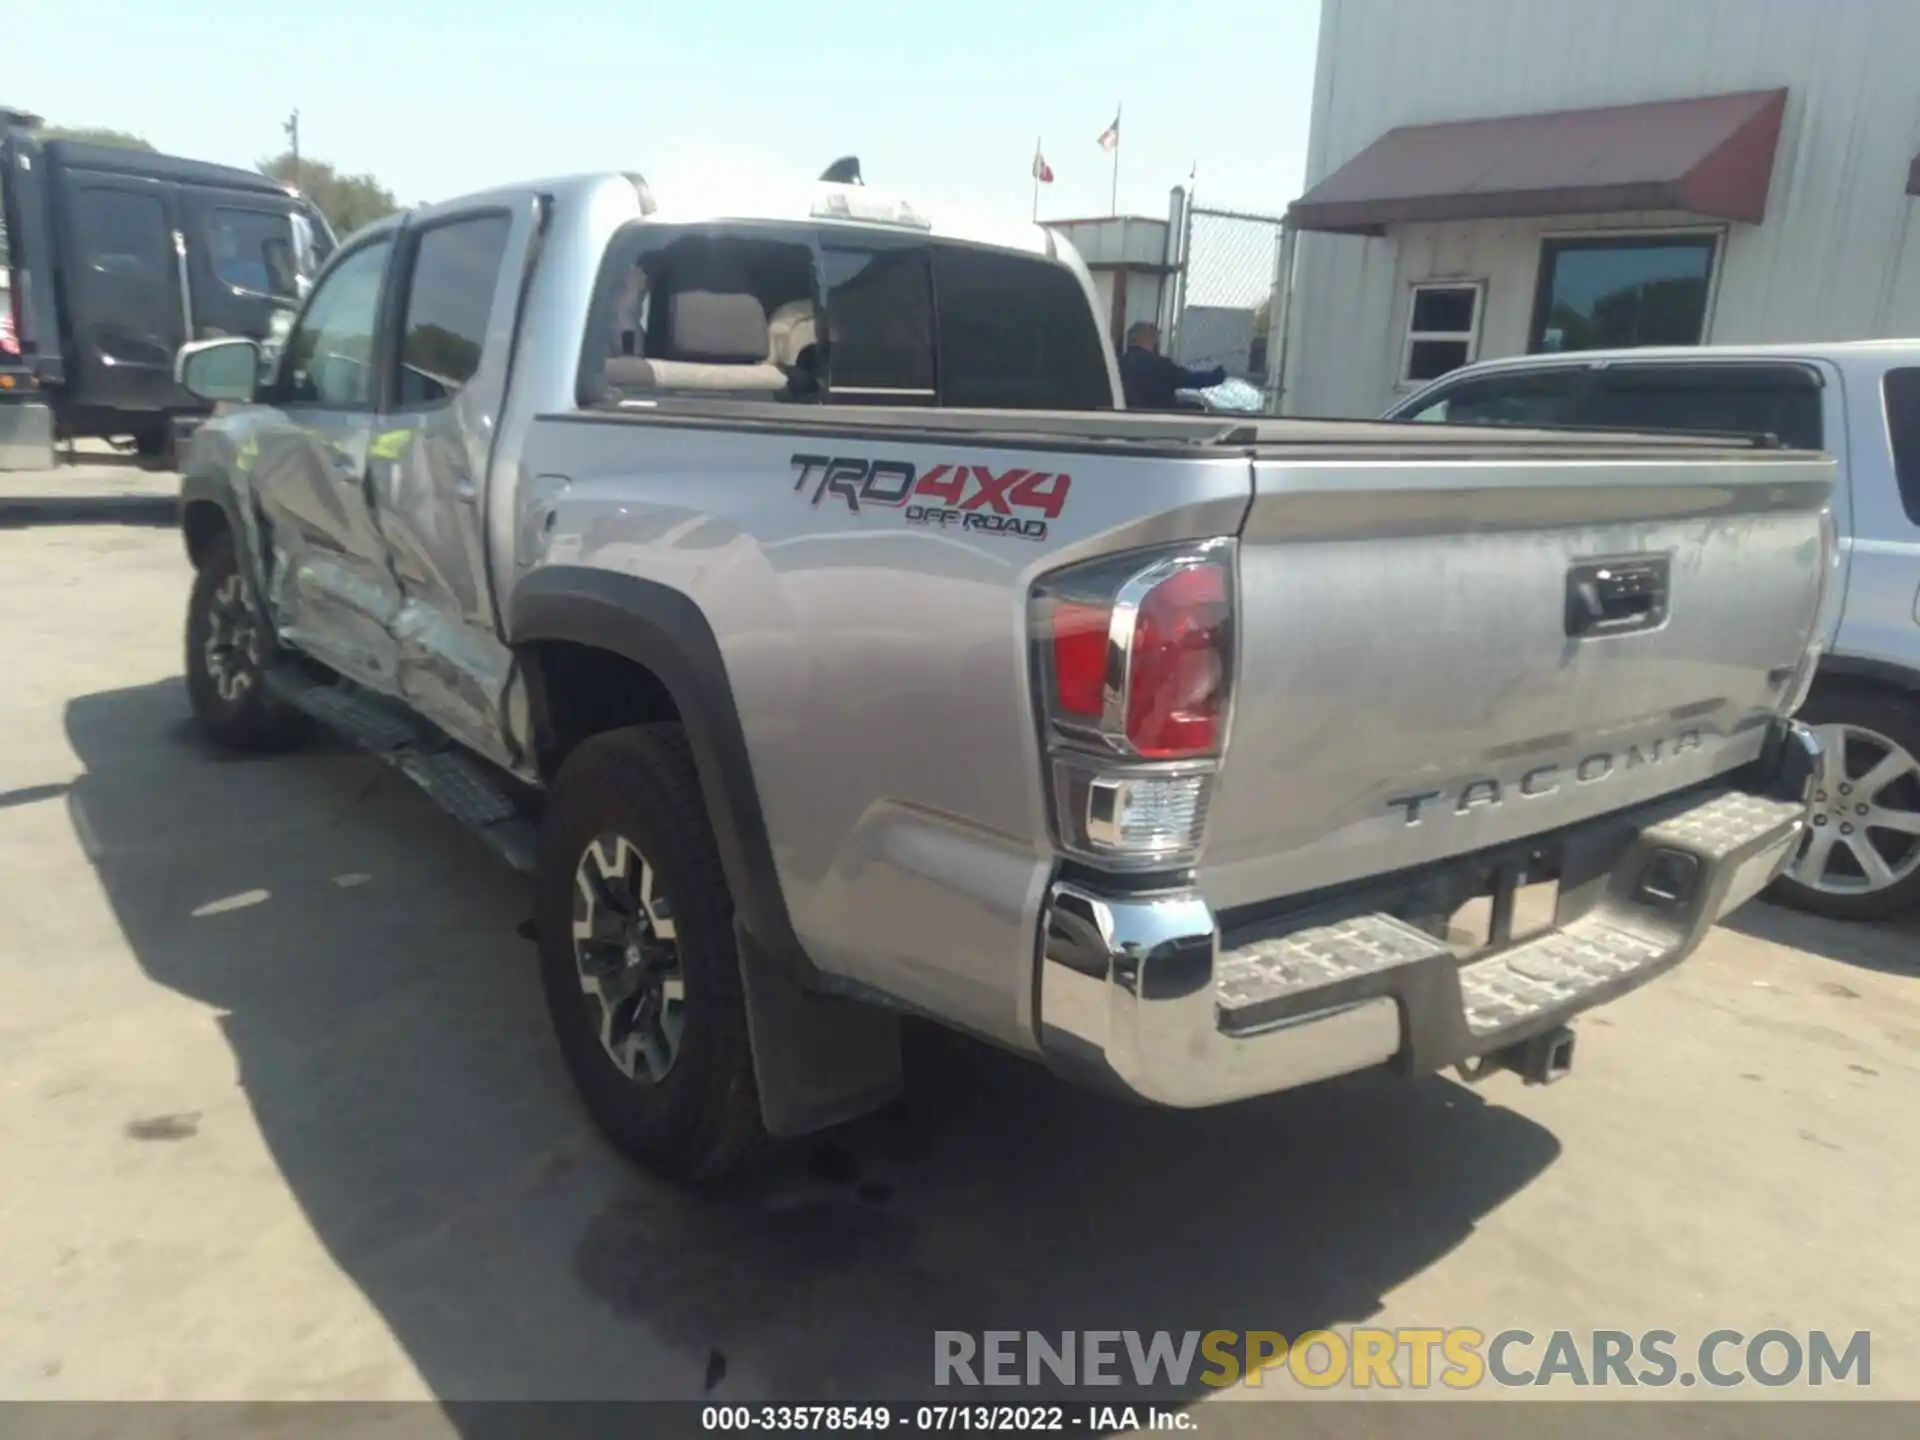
[1290, 89, 1788, 235]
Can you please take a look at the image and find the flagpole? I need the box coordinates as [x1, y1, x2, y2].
[1033, 134, 1041, 222]
[1110, 102, 1121, 215]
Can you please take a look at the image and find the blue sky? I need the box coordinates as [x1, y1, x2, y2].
[11, 0, 1322, 226]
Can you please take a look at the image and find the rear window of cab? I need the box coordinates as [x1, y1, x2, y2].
[578, 223, 1113, 411]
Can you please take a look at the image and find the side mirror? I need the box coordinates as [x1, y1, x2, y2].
[177, 337, 263, 403]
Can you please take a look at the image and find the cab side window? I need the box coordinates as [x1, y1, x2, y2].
[1402, 370, 1584, 427]
[1581, 365, 1824, 450]
[394, 214, 513, 406]
[208, 207, 299, 300]
[74, 188, 169, 284]
[275, 239, 392, 408]
[1886, 368, 1920, 526]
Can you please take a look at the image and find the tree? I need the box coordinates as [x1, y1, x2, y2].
[259, 151, 402, 240]
[38, 125, 156, 151]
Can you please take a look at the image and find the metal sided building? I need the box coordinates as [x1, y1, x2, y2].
[1278, 0, 1920, 417]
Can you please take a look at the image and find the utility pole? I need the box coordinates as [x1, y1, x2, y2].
[283, 109, 301, 192]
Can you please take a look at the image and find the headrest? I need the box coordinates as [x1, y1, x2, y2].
[668, 290, 769, 363]
[602, 355, 790, 395]
[767, 300, 819, 369]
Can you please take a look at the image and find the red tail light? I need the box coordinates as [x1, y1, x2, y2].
[1124, 562, 1228, 757]
[1033, 544, 1236, 868]
[1050, 601, 1112, 720]
[1034, 543, 1235, 869]
[1039, 548, 1234, 761]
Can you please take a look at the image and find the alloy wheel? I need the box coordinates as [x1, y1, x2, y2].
[571, 833, 685, 1083]
[203, 572, 263, 703]
[1789, 723, 1920, 896]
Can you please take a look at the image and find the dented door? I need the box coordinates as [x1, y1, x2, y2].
[364, 197, 537, 767]
[246, 234, 402, 689]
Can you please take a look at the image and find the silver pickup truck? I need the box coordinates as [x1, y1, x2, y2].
[171, 171, 1832, 1181]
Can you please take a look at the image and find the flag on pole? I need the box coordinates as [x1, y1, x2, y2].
[1032, 145, 1054, 183]
[1097, 113, 1120, 152]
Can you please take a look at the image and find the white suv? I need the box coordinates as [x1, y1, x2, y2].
[1390, 341, 1920, 921]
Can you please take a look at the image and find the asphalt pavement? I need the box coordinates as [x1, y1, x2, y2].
[0, 516, 1914, 1416]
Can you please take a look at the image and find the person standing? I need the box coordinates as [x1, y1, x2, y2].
[1118, 322, 1226, 410]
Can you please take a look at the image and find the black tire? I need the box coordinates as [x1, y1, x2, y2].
[1766, 686, 1920, 921]
[535, 724, 764, 1182]
[134, 426, 177, 472]
[184, 533, 305, 752]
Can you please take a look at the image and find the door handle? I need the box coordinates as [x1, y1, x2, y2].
[1566, 557, 1669, 638]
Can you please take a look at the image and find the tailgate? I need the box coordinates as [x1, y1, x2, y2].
[1199, 441, 1834, 912]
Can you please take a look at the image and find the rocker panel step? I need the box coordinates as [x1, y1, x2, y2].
[265, 667, 536, 874]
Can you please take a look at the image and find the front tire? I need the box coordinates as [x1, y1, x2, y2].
[535, 724, 764, 1182]
[1767, 687, 1920, 921]
[184, 534, 303, 751]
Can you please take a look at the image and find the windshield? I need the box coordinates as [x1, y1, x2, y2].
[291, 207, 337, 293]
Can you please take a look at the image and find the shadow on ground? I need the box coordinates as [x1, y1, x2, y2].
[65, 677, 1564, 1404]
[1724, 896, 1920, 977]
[0, 496, 178, 530]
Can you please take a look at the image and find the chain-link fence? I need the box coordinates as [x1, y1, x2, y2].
[1168, 204, 1287, 406]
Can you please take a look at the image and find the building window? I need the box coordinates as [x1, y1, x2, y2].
[1530, 235, 1716, 354]
[1400, 283, 1483, 385]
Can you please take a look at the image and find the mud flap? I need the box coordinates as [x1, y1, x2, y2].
[0, 400, 56, 472]
[736, 921, 903, 1138]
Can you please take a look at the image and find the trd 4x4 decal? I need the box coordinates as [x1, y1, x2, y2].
[791, 454, 1071, 541]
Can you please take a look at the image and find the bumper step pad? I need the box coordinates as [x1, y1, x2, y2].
[265, 666, 536, 873]
[1210, 779, 1807, 1067]
[1641, 790, 1805, 860]
[1456, 920, 1665, 1037]
[1216, 914, 1443, 1021]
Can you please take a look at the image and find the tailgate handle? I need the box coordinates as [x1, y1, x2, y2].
[1566, 557, 1669, 638]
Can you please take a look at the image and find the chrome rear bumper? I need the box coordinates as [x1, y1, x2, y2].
[1037, 721, 1820, 1107]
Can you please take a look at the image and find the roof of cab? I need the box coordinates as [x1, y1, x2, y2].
[404, 171, 1055, 257]
[42, 138, 296, 198]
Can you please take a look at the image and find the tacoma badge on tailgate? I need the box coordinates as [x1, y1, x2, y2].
[1386, 729, 1705, 825]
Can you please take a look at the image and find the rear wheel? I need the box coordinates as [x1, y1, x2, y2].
[184, 534, 304, 751]
[1768, 688, 1920, 920]
[535, 724, 764, 1181]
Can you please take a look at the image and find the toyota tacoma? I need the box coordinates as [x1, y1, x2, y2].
[169, 168, 1832, 1180]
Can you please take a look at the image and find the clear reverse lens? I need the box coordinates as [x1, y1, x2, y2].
[1051, 755, 1213, 867]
